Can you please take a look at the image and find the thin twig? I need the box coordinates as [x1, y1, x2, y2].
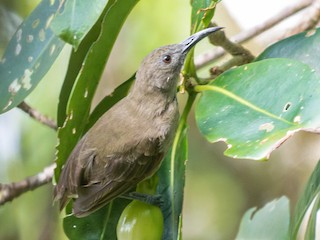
[17, 101, 57, 130]
[195, 0, 313, 69]
[0, 163, 55, 205]
[205, 23, 255, 79]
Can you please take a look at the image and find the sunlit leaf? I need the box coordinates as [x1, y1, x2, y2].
[190, 0, 219, 33]
[291, 160, 320, 239]
[51, 0, 109, 49]
[257, 27, 320, 75]
[57, 8, 106, 127]
[185, 0, 219, 84]
[236, 196, 290, 240]
[195, 58, 320, 160]
[0, 0, 64, 114]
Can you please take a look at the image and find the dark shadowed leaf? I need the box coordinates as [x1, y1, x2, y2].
[63, 199, 130, 240]
[0, 0, 64, 114]
[157, 126, 188, 240]
[195, 58, 320, 160]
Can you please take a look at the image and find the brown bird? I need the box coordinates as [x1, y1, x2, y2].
[54, 27, 222, 217]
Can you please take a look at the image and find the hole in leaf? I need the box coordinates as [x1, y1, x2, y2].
[283, 102, 292, 112]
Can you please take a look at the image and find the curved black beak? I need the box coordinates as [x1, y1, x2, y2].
[181, 26, 223, 54]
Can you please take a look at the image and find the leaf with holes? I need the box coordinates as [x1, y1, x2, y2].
[195, 58, 320, 160]
[191, 0, 219, 32]
[51, 0, 109, 49]
[0, 0, 64, 114]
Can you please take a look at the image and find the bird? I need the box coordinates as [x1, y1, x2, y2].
[54, 27, 222, 217]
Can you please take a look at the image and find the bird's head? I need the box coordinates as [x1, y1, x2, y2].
[134, 27, 222, 94]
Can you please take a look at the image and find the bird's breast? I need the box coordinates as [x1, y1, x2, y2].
[152, 99, 179, 151]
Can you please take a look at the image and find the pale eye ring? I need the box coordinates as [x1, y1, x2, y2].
[162, 55, 172, 64]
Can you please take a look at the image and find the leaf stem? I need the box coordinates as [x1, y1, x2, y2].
[170, 92, 196, 227]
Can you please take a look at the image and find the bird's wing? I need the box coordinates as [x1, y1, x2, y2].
[54, 106, 165, 216]
[72, 144, 164, 217]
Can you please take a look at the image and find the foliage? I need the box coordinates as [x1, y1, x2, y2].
[1, 0, 320, 239]
[236, 197, 290, 240]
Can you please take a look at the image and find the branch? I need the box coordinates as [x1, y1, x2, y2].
[0, 163, 55, 205]
[17, 101, 57, 130]
[205, 23, 255, 79]
[195, 0, 314, 69]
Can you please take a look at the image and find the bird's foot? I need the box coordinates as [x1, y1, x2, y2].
[121, 192, 164, 208]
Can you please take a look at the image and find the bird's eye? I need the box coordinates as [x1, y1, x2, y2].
[162, 55, 172, 64]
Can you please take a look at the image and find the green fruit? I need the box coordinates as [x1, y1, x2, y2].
[117, 200, 164, 240]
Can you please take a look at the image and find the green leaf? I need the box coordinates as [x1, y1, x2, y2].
[51, 0, 109, 49]
[195, 58, 320, 160]
[63, 199, 130, 240]
[291, 160, 320, 239]
[55, 0, 139, 180]
[185, 0, 219, 79]
[0, 0, 65, 114]
[257, 27, 320, 75]
[57, 7, 107, 127]
[190, 0, 219, 33]
[305, 193, 320, 240]
[236, 196, 290, 240]
[157, 128, 188, 240]
[85, 74, 134, 131]
[157, 94, 194, 240]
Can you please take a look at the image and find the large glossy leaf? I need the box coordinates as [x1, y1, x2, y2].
[55, 0, 139, 180]
[0, 0, 64, 113]
[257, 27, 320, 75]
[195, 58, 320, 160]
[51, 0, 109, 49]
[290, 160, 320, 239]
[236, 196, 290, 240]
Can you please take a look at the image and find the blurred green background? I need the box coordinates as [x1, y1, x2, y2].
[0, 0, 319, 239]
